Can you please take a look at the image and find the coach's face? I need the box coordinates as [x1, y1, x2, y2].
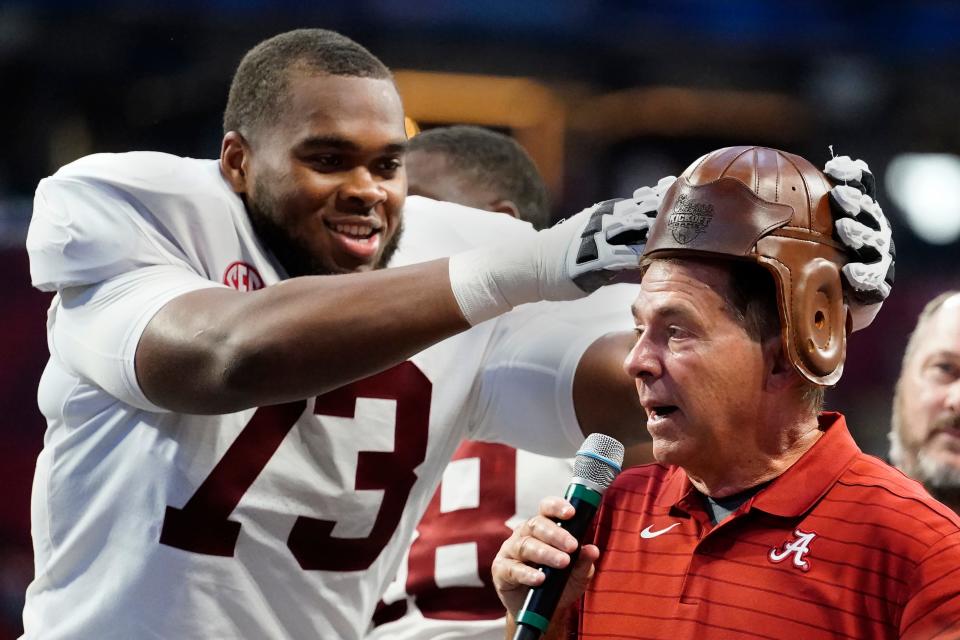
[225, 72, 407, 276]
[894, 297, 960, 485]
[623, 259, 769, 475]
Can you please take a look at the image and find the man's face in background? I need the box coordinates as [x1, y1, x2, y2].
[891, 295, 960, 491]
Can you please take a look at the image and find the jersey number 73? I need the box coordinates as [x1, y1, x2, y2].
[158, 361, 431, 572]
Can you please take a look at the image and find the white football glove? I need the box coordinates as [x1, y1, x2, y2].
[568, 176, 676, 291]
[823, 155, 895, 331]
[448, 176, 674, 325]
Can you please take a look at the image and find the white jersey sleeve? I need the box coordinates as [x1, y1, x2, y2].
[28, 152, 232, 290]
[27, 152, 275, 411]
[469, 284, 638, 456]
[391, 195, 538, 264]
[50, 267, 225, 411]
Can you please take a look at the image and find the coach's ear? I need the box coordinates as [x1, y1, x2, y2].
[762, 334, 796, 393]
[220, 131, 250, 194]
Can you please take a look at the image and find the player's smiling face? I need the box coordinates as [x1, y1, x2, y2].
[238, 72, 408, 276]
[623, 259, 769, 474]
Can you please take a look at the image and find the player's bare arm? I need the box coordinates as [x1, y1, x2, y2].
[136, 260, 467, 413]
[573, 330, 650, 448]
[136, 188, 659, 413]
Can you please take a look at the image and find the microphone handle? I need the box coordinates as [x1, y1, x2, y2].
[512, 486, 600, 640]
[513, 623, 543, 640]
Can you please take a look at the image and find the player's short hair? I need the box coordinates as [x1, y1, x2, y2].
[223, 28, 392, 139]
[408, 125, 551, 229]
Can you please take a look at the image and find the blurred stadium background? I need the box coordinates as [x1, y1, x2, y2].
[1, 1, 959, 635]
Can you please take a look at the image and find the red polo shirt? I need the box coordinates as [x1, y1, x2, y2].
[578, 413, 960, 639]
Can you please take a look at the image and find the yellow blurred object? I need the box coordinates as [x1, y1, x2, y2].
[394, 70, 807, 199]
[569, 87, 806, 141]
[404, 116, 421, 138]
[394, 70, 566, 195]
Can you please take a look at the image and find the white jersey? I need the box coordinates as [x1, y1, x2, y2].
[367, 285, 637, 640]
[23, 152, 637, 640]
[369, 444, 571, 640]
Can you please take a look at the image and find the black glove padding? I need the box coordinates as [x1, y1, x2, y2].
[568, 176, 675, 292]
[824, 155, 894, 331]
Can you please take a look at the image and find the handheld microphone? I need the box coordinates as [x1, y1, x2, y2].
[512, 433, 624, 640]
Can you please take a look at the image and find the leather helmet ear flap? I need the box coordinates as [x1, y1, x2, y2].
[756, 250, 848, 385]
[794, 258, 847, 382]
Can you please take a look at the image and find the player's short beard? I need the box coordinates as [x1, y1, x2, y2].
[245, 187, 403, 278]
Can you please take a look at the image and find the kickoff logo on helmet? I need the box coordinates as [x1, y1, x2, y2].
[668, 194, 714, 245]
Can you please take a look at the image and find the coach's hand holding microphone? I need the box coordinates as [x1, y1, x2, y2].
[493, 433, 624, 640]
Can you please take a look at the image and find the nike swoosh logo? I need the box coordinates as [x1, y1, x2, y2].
[640, 523, 680, 539]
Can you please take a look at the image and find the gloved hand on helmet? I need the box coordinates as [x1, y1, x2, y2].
[447, 176, 673, 325]
[566, 176, 676, 292]
[824, 155, 895, 331]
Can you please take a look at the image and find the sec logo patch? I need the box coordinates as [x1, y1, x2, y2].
[223, 261, 264, 291]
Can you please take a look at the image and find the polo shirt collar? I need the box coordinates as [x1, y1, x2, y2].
[659, 412, 860, 518]
[751, 412, 860, 517]
[659, 464, 691, 510]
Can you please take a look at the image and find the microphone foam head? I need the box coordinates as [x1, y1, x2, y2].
[574, 433, 625, 490]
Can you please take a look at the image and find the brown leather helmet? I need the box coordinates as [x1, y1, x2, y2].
[643, 146, 850, 386]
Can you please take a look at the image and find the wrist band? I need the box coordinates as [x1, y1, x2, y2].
[448, 249, 513, 326]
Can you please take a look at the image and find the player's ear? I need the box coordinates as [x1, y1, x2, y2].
[489, 199, 520, 219]
[220, 131, 250, 194]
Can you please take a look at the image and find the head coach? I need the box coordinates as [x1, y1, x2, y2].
[493, 146, 960, 639]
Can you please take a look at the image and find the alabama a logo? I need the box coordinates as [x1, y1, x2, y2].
[769, 528, 816, 572]
[667, 194, 714, 244]
[223, 261, 264, 291]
